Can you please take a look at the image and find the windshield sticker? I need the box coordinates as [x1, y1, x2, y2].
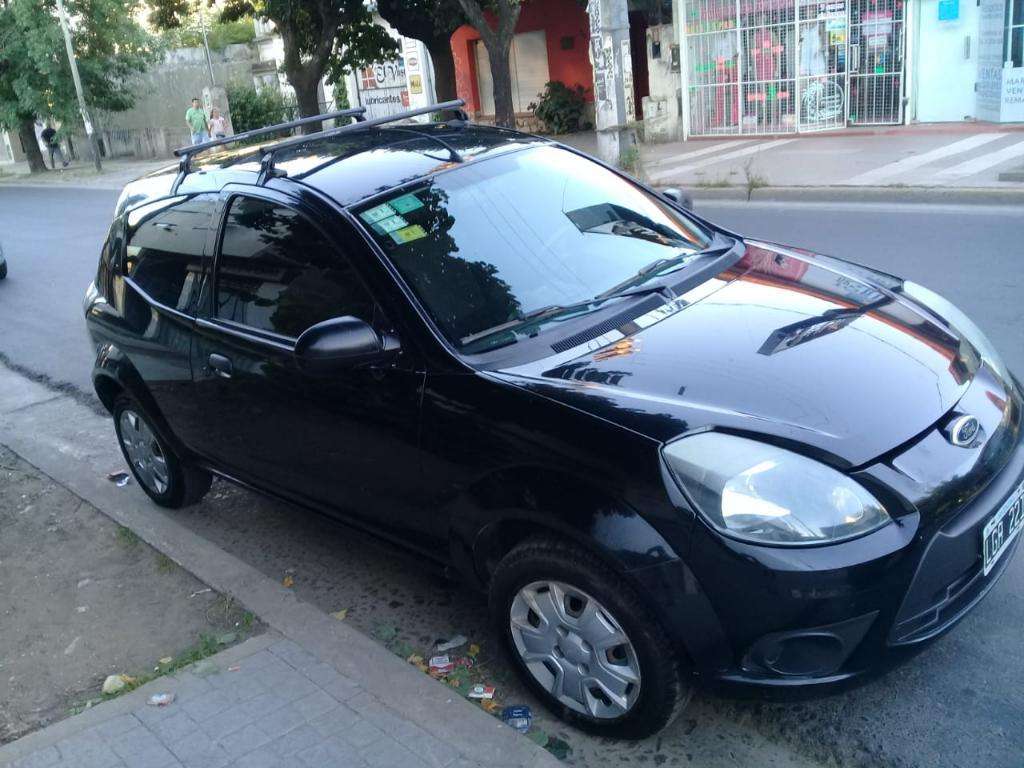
[390, 224, 428, 245]
[372, 214, 409, 234]
[390, 193, 424, 214]
[360, 203, 397, 224]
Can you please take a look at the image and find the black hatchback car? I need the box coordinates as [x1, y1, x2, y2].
[84, 102, 1024, 738]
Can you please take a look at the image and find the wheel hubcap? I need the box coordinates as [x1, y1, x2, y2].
[509, 580, 641, 719]
[119, 409, 169, 495]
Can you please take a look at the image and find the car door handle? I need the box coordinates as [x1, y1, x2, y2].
[208, 353, 233, 379]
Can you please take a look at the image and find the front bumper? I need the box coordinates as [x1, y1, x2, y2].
[676, 369, 1024, 687]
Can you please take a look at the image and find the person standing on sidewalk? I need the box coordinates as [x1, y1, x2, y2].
[40, 125, 69, 169]
[186, 98, 210, 145]
[209, 107, 229, 139]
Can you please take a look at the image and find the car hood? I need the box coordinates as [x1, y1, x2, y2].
[494, 243, 981, 468]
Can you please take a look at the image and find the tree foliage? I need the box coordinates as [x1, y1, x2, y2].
[0, 0, 158, 126]
[0, 0, 158, 170]
[149, 0, 397, 126]
[375, 0, 467, 102]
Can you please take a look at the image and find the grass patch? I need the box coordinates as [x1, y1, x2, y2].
[115, 525, 140, 547]
[155, 552, 175, 574]
[743, 157, 770, 200]
[696, 178, 732, 188]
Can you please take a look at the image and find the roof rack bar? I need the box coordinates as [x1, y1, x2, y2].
[258, 99, 469, 156]
[172, 106, 367, 159]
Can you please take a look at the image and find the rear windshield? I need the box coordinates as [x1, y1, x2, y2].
[353, 145, 712, 352]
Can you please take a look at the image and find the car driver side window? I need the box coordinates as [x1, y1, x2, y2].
[215, 195, 375, 339]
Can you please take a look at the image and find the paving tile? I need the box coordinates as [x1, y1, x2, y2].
[166, 731, 232, 768]
[300, 662, 361, 703]
[109, 727, 176, 766]
[248, 667, 318, 702]
[179, 688, 235, 722]
[360, 736, 430, 768]
[249, 701, 307, 742]
[147, 711, 201, 745]
[268, 639, 318, 672]
[290, 690, 338, 722]
[217, 724, 275, 761]
[335, 718, 385, 750]
[297, 736, 366, 768]
[266, 725, 323, 758]
[309, 704, 362, 739]
[54, 733, 122, 768]
[91, 714, 143, 742]
[228, 750, 287, 768]
[11, 746, 61, 768]
[210, 672, 265, 702]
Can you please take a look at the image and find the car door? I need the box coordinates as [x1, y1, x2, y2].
[115, 193, 218, 430]
[183, 188, 434, 550]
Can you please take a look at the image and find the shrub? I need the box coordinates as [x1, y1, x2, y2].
[160, 17, 256, 51]
[225, 83, 296, 135]
[529, 81, 588, 135]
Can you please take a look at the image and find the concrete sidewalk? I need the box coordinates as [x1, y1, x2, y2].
[0, 366, 559, 768]
[0, 158, 171, 192]
[631, 125, 1024, 190]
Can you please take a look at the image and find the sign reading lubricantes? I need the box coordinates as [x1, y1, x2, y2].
[357, 59, 410, 120]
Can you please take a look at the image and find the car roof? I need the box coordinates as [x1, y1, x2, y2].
[121, 122, 550, 214]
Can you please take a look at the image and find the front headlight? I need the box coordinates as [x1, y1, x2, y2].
[663, 433, 891, 546]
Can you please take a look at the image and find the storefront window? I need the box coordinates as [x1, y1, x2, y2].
[1008, 0, 1024, 67]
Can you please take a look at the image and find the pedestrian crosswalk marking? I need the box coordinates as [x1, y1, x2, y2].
[652, 139, 796, 181]
[657, 140, 757, 167]
[850, 134, 1007, 184]
[933, 139, 1024, 179]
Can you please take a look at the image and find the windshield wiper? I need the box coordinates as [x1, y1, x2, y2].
[594, 235, 736, 302]
[459, 299, 599, 348]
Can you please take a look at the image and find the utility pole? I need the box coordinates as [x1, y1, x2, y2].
[55, 0, 102, 172]
[198, 1, 216, 87]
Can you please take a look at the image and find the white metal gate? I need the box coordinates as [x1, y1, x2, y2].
[683, 0, 904, 135]
[847, 0, 905, 125]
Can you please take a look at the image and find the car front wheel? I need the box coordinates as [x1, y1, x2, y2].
[490, 537, 692, 738]
[113, 394, 211, 508]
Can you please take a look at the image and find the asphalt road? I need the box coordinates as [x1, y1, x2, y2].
[1, 186, 1022, 768]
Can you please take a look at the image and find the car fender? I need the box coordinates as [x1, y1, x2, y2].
[92, 343, 186, 456]
[447, 466, 732, 672]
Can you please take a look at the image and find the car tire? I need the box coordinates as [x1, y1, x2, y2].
[113, 394, 211, 508]
[489, 537, 692, 739]
[0, 260, 6, 280]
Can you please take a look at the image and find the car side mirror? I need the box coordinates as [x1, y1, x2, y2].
[662, 187, 694, 211]
[294, 316, 400, 375]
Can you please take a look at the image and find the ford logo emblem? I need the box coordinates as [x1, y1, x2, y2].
[944, 415, 981, 447]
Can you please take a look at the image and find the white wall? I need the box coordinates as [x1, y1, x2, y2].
[914, 0, 979, 122]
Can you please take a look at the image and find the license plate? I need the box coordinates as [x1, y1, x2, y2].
[983, 481, 1024, 576]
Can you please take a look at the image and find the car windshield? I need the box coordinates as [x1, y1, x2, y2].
[353, 145, 714, 353]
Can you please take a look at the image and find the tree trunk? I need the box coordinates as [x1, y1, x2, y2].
[291, 73, 324, 134]
[425, 37, 458, 104]
[18, 117, 47, 173]
[486, 39, 516, 128]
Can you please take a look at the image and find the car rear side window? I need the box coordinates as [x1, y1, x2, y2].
[124, 194, 217, 311]
[214, 196, 374, 339]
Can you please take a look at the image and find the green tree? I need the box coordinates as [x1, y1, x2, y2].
[375, 0, 467, 103]
[0, 0, 158, 172]
[456, 0, 522, 127]
[151, 0, 396, 132]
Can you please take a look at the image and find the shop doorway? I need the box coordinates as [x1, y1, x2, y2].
[682, 0, 905, 135]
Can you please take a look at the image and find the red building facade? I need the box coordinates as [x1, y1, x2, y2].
[450, 0, 595, 118]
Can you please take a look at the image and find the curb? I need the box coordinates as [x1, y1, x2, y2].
[0, 365, 560, 768]
[679, 185, 1024, 206]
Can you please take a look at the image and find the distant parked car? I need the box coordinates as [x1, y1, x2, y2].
[84, 103, 1023, 738]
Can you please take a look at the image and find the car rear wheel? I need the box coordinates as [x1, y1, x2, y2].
[113, 394, 211, 508]
[489, 537, 692, 738]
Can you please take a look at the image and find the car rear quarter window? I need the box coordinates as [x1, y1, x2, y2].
[124, 194, 217, 311]
[214, 196, 374, 339]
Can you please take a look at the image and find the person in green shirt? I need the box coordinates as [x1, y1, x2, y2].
[185, 98, 210, 145]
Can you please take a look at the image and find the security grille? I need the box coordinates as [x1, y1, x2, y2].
[847, 0, 904, 125]
[682, 0, 903, 135]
